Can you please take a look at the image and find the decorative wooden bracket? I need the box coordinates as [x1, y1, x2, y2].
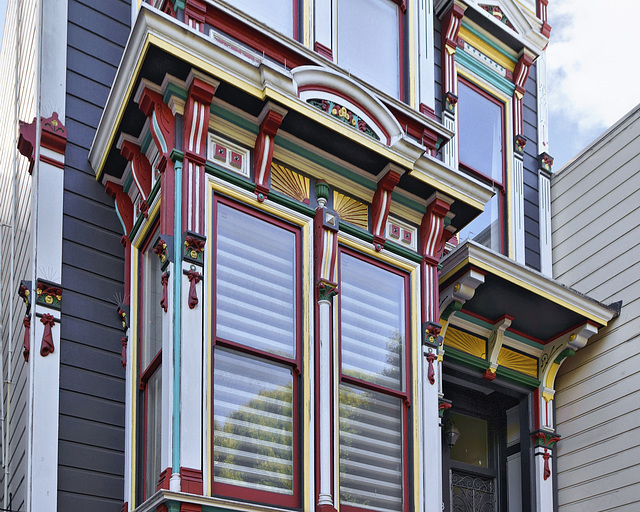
[105, 181, 134, 239]
[121, 139, 152, 202]
[17, 112, 68, 174]
[539, 152, 554, 173]
[184, 269, 202, 309]
[422, 321, 442, 385]
[371, 165, 403, 251]
[138, 88, 175, 163]
[253, 103, 287, 202]
[160, 271, 170, 313]
[538, 0, 551, 37]
[35, 279, 63, 310]
[314, 181, 339, 300]
[440, 2, 466, 99]
[19, 281, 32, 362]
[483, 315, 514, 380]
[116, 304, 129, 369]
[512, 51, 534, 139]
[183, 231, 206, 266]
[532, 430, 561, 480]
[153, 235, 173, 270]
[40, 313, 56, 356]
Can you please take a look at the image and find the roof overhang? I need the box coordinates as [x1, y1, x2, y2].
[439, 241, 615, 343]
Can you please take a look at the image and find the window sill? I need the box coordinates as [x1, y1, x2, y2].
[136, 490, 302, 512]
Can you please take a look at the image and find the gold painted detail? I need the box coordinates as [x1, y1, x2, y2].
[458, 26, 516, 72]
[270, 163, 310, 204]
[497, 347, 537, 378]
[545, 362, 560, 391]
[444, 327, 486, 359]
[333, 191, 368, 230]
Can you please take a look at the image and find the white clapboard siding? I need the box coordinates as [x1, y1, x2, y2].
[551, 105, 640, 512]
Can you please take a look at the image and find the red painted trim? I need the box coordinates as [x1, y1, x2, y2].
[298, 84, 391, 144]
[211, 194, 301, 508]
[253, 109, 285, 201]
[41, 112, 67, 154]
[121, 140, 153, 200]
[371, 169, 402, 250]
[206, 6, 312, 69]
[39, 154, 64, 169]
[121, 502, 128, 512]
[314, 41, 333, 60]
[419, 103, 437, 120]
[180, 503, 202, 512]
[157, 467, 172, 491]
[180, 466, 203, 495]
[184, 0, 206, 32]
[387, 104, 440, 151]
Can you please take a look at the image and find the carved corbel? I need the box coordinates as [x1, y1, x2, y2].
[371, 165, 403, 251]
[253, 102, 287, 202]
[153, 236, 173, 313]
[116, 305, 129, 369]
[19, 281, 32, 362]
[183, 231, 206, 266]
[512, 50, 535, 138]
[438, 268, 485, 339]
[121, 139, 152, 203]
[483, 315, 514, 380]
[531, 430, 560, 480]
[138, 88, 175, 162]
[422, 321, 442, 385]
[314, 181, 339, 301]
[440, 1, 467, 100]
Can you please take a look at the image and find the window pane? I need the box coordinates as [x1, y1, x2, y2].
[340, 254, 405, 391]
[216, 203, 297, 358]
[224, 0, 294, 37]
[449, 412, 489, 468]
[213, 348, 294, 494]
[337, 0, 400, 97]
[339, 384, 403, 512]
[141, 248, 163, 370]
[458, 82, 503, 183]
[457, 194, 501, 252]
[145, 369, 162, 498]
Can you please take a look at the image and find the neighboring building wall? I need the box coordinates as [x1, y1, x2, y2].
[57, 0, 130, 510]
[552, 105, 640, 511]
[0, 1, 38, 510]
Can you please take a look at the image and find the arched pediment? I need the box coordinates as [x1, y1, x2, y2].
[292, 66, 404, 146]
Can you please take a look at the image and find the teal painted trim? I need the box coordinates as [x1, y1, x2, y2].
[339, 222, 374, 243]
[455, 50, 516, 97]
[444, 346, 488, 371]
[390, 190, 427, 216]
[274, 136, 376, 193]
[204, 162, 254, 192]
[384, 240, 423, 263]
[460, 20, 518, 65]
[152, 110, 169, 154]
[269, 191, 316, 218]
[170, 149, 184, 163]
[454, 311, 543, 349]
[123, 173, 133, 194]
[496, 365, 540, 389]
[140, 130, 153, 154]
[210, 103, 259, 135]
[172, 158, 183, 474]
[163, 82, 188, 107]
[171, 0, 185, 11]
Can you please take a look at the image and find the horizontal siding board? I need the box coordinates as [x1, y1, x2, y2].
[58, 465, 123, 499]
[59, 365, 125, 403]
[68, 0, 130, 43]
[62, 292, 124, 327]
[63, 168, 114, 206]
[62, 241, 124, 281]
[63, 192, 123, 232]
[65, 92, 110, 130]
[67, 23, 126, 68]
[58, 490, 123, 512]
[60, 315, 123, 350]
[60, 341, 124, 378]
[65, 142, 101, 175]
[59, 415, 124, 451]
[58, 440, 124, 476]
[63, 216, 124, 255]
[59, 389, 124, 427]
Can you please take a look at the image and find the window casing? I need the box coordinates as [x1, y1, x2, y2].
[212, 196, 301, 507]
[139, 237, 163, 501]
[456, 79, 506, 253]
[336, 0, 404, 100]
[223, 0, 299, 39]
[338, 250, 410, 512]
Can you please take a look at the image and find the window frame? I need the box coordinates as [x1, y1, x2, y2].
[336, 246, 412, 512]
[335, 0, 407, 101]
[138, 228, 164, 502]
[456, 76, 508, 254]
[210, 194, 303, 508]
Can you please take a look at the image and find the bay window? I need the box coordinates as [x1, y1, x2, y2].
[139, 236, 163, 501]
[212, 197, 301, 507]
[457, 79, 506, 253]
[337, 0, 404, 99]
[338, 250, 409, 512]
[223, 0, 298, 39]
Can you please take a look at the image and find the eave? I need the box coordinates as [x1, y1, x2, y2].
[439, 240, 615, 343]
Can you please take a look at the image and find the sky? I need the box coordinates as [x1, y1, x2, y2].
[0, 0, 637, 170]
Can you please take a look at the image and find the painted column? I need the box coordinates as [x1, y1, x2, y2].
[438, 1, 466, 169]
[313, 181, 339, 512]
[17, 112, 67, 512]
[538, 167, 552, 276]
[419, 193, 453, 512]
[511, 51, 534, 264]
[534, 323, 598, 512]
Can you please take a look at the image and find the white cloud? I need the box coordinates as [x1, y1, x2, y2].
[547, 0, 640, 137]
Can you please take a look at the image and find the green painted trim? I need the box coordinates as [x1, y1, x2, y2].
[204, 162, 254, 192]
[128, 211, 145, 242]
[140, 130, 153, 154]
[269, 191, 316, 218]
[455, 50, 516, 97]
[384, 240, 423, 263]
[171, 149, 184, 163]
[339, 222, 374, 244]
[460, 20, 518, 65]
[211, 103, 259, 135]
[274, 135, 376, 193]
[148, 175, 162, 205]
[454, 311, 543, 349]
[444, 346, 489, 372]
[171, 0, 185, 11]
[496, 365, 541, 389]
[163, 82, 188, 106]
[390, 190, 427, 216]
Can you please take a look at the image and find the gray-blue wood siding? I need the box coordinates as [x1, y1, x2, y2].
[59, 0, 130, 510]
[522, 62, 540, 271]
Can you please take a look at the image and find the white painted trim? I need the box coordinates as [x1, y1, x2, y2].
[512, 155, 525, 264]
[536, 50, 549, 155]
[313, 0, 332, 58]
[161, 262, 175, 480]
[538, 171, 552, 276]
[317, 299, 333, 507]
[422, 347, 443, 512]
[417, 0, 436, 114]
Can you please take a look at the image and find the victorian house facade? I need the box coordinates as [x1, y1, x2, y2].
[0, 1, 617, 512]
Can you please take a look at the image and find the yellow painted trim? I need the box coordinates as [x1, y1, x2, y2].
[337, 234, 416, 273]
[458, 26, 517, 72]
[130, 248, 140, 506]
[205, 193, 213, 496]
[133, 200, 162, 250]
[408, 170, 485, 211]
[440, 256, 608, 325]
[302, 0, 310, 47]
[206, 180, 312, 502]
[444, 326, 486, 359]
[497, 346, 537, 378]
[455, 69, 513, 258]
[542, 391, 554, 402]
[545, 362, 560, 390]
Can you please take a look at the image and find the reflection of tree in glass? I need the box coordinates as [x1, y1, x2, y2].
[339, 331, 404, 511]
[214, 382, 294, 492]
